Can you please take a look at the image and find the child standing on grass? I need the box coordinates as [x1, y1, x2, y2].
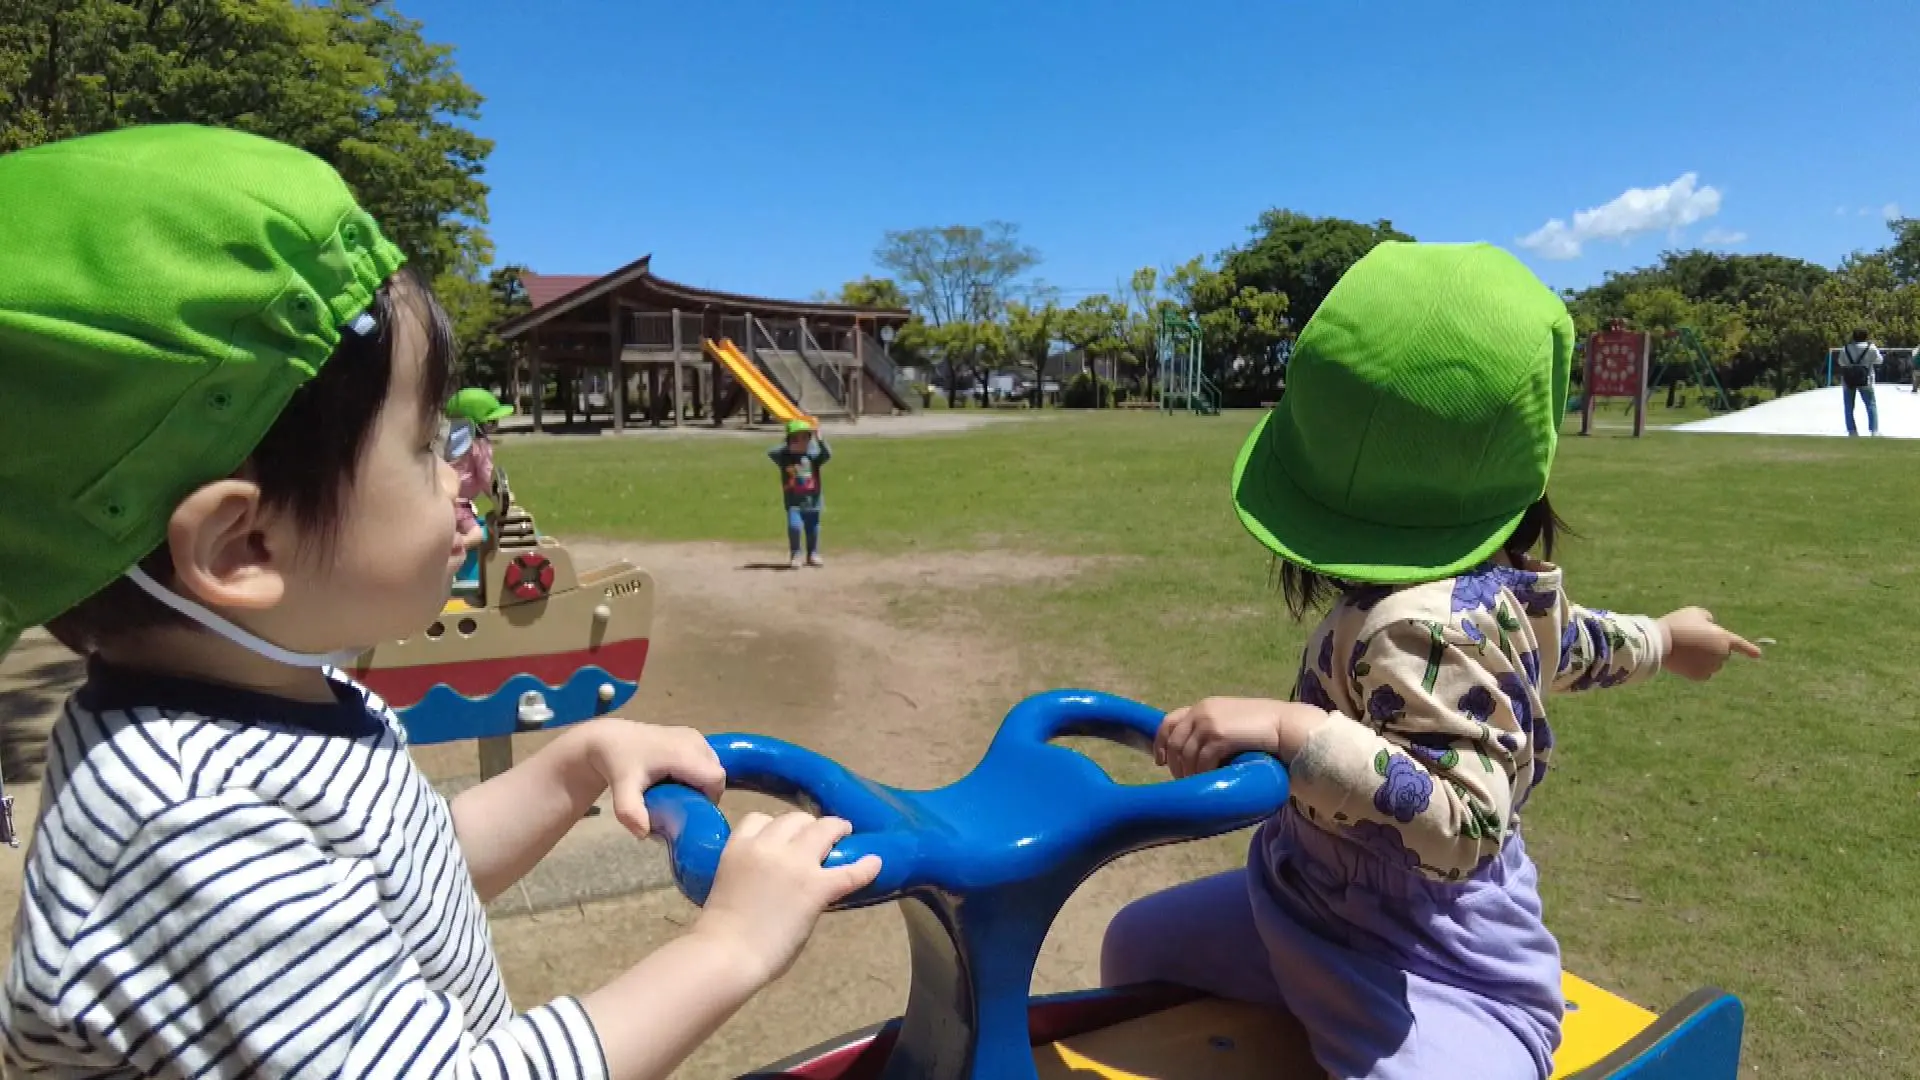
[770, 417, 831, 568]
[0, 124, 880, 1080]
[1100, 242, 1761, 1080]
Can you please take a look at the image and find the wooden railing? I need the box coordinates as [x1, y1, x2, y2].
[859, 330, 915, 409]
[753, 315, 847, 411]
[794, 319, 850, 404]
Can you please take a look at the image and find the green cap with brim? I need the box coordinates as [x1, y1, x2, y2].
[785, 419, 816, 436]
[448, 387, 515, 424]
[1231, 241, 1573, 585]
[0, 124, 406, 656]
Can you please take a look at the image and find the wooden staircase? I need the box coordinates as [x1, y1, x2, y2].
[749, 316, 852, 421]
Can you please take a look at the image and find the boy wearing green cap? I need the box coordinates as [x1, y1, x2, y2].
[1100, 242, 1761, 1079]
[769, 418, 831, 568]
[0, 126, 879, 1080]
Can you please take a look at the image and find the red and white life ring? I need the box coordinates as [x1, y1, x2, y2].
[503, 551, 555, 601]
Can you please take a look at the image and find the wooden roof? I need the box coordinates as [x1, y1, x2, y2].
[497, 256, 913, 340]
[521, 274, 599, 309]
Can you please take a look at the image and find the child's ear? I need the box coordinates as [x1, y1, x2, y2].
[164, 479, 291, 612]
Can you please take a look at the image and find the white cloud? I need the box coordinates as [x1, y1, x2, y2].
[1885, 202, 1903, 221]
[1701, 227, 1746, 247]
[1518, 172, 1722, 260]
[1517, 219, 1584, 260]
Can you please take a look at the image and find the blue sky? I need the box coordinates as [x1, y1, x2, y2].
[407, 0, 1920, 302]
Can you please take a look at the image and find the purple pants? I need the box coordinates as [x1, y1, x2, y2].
[1102, 810, 1563, 1080]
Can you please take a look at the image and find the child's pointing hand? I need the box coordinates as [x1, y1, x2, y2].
[1657, 606, 1763, 681]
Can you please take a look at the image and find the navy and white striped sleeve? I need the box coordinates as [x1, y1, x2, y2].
[43, 790, 608, 1080]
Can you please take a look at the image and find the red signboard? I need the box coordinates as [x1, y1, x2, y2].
[1587, 329, 1649, 398]
[1581, 326, 1651, 437]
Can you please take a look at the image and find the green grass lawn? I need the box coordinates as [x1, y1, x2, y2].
[500, 411, 1916, 1076]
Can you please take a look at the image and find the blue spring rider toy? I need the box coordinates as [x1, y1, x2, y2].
[641, 690, 1745, 1080]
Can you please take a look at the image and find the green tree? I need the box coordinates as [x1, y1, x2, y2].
[1057, 294, 1131, 389]
[1882, 218, 1920, 286]
[1198, 281, 1291, 407]
[1563, 247, 1860, 395]
[1214, 211, 1414, 330]
[874, 222, 1039, 323]
[436, 264, 529, 388]
[1160, 257, 1289, 406]
[1004, 300, 1063, 406]
[0, 0, 492, 280]
[832, 275, 913, 311]
[922, 320, 1006, 407]
[873, 222, 1040, 400]
[819, 275, 935, 373]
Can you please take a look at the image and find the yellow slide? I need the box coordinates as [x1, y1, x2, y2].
[703, 338, 813, 425]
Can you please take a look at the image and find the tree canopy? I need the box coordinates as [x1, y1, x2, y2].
[1, 0, 511, 373]
[1563, 222, 1920, 395]
[840, 210, 1920, 408]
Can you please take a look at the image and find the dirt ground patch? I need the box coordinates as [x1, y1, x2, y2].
[499, 541, 1241, 1078]
[567, 539, 1111, 788]
[0, 540, 1245, 1078]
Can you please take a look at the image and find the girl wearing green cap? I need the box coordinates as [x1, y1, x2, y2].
[1100, 243, 1760, 1079]
[0, 126, 879, 1080]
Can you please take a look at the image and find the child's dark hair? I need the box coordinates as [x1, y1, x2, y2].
[46, 267, 458, 654]
[1276, 495, 1571, 619]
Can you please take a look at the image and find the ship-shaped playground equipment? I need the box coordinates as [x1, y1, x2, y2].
[349, 463, 653, 754]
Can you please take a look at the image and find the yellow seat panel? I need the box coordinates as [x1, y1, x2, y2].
[1033, 973, 1658, 1079]
[1036, 998, 1315, 1079]
[1553, 971, 1656, 1077]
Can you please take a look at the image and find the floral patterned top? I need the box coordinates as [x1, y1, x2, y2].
[1285, 561, 1666, 882]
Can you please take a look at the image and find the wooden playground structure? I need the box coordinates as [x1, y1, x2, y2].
[495, 258, 916, 431]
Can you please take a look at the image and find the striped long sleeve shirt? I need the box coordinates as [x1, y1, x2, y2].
[1, 659, 609, 1079]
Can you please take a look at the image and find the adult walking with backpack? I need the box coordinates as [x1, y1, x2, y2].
[1837, 328, 1882, 437]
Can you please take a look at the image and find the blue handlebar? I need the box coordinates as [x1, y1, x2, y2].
[640, 689, 1286, 1080]
[642, 689, 1288, 911]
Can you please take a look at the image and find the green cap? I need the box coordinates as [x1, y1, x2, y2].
[447, 387, 515, 424]
[0, 124, 406, 656]
[785, 418, 816, 436]
[1231, 242, 1573, 584]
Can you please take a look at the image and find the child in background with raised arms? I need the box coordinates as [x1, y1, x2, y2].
[770, 417, 831, 568]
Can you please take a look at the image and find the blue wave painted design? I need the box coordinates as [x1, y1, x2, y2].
[397, 665, 640, 745]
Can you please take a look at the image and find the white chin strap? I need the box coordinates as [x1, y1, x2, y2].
[124, 567, 365, 669]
